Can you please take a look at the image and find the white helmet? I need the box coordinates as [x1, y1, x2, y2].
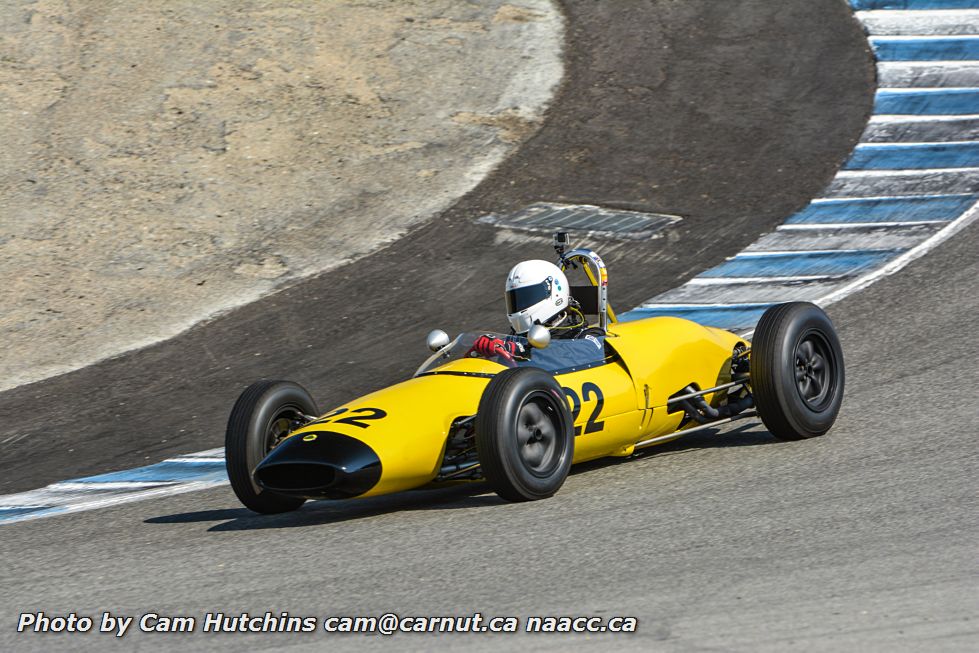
[505, 260, 569, 334]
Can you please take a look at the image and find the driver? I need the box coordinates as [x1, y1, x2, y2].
[471, 259, 604, 360]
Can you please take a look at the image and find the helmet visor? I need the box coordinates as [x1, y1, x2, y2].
[505, 280, 551, 314]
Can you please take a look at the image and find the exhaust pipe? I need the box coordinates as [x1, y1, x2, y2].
[673, 384, 753, 424]
[254, 431, 382, 500]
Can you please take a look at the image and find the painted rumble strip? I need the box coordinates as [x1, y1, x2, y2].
[875, 88, 979, 114]
[861, 115, 979, 142]
[1, 1, 978, 526]
[0, 450, 227, 524]
[851, 1, 979, 10]
[825, 169, 979, 196]
[622, 304, 775, 332]
[785, 194, 975, 222]
[844, 141, 979, 168]
[857, 10, 979, 36]
[875, 62, 979, 88]
[626, 0, 979, 332]
[698, 249, 907, 278]
[871, 36, 979, 60]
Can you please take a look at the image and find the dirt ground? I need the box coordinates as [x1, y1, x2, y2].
[0, 0, 563, 390]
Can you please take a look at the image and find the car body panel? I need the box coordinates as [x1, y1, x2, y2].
[285, 372, 486, 497]
[606, 316, 744, 409]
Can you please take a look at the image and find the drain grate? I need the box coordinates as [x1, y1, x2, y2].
[478, 202, 682, 240]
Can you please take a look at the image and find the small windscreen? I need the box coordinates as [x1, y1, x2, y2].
[505, 281, 550, 314]
[413, 331, 611, 378]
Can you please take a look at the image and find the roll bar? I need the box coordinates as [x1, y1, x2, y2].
[553, 233, 616, 330]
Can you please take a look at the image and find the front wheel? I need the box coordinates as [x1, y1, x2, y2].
[225, 380, 318, 513]
[475, 367, 575, 502]
[750, 302, 845, 441]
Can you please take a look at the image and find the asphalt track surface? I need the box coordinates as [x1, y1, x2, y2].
[8, 1, 977, 651]
[2, 218, 976, 653]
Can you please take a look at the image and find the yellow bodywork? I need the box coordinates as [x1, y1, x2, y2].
[284, 316, 746, 498]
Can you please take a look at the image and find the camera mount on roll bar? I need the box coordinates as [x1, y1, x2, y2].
[551, 232, 612, 331]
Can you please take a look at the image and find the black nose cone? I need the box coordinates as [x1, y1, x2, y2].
[253, 431, 382, 499]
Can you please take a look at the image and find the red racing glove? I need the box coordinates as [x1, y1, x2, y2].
[471, 335, 517, 361]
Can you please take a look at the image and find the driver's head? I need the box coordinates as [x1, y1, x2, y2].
[505, 260, 569, 334]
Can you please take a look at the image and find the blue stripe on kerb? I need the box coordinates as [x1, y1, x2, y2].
[872, 37, 979, 62]
[845, 142, 979, 170]
[875, 89, 979, 116]
[620, 305, 773, 331]
[788, 195, 976, 224]
[73, 459, 227, 485]
[851, 1, 979, 10]
[0, 451, 228, 525]
[701, 250, 904, 278]
[0, 506, 60, 522]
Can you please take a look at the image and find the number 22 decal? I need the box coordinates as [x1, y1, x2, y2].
[562, 382, 605, 436]
[309, 407, 387, 429]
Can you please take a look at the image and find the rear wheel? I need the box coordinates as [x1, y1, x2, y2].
[475, 367, 575, 502]
[751, 302, 845, 440]
[225, 380, 317, 513]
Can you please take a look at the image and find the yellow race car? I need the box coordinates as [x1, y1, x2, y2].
[226, 237, 845, 513]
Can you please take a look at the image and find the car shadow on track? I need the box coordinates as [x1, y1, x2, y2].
[631, 422, 776, 460]
[144, 422, 777, 531]
[145, 483, 505, 532]
[567, 421, 776, 476]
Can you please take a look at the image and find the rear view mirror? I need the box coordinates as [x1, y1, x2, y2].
[426, 329, 450, 352]
[527, 324, 551, 349]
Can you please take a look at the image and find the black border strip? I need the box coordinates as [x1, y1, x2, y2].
[416, 371, 497, 379]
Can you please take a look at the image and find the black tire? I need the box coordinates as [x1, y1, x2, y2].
[475, 367, 575, 502]
[751, 302, 845, 441]
[226, 380, 318, 513]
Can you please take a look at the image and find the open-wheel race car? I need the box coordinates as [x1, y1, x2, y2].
[226, 234, 845, 513]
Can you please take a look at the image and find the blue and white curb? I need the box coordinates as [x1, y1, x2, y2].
[0, 449, 226, 524]
[2, 0, 978, 525]
[623, 0, 979, 333]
